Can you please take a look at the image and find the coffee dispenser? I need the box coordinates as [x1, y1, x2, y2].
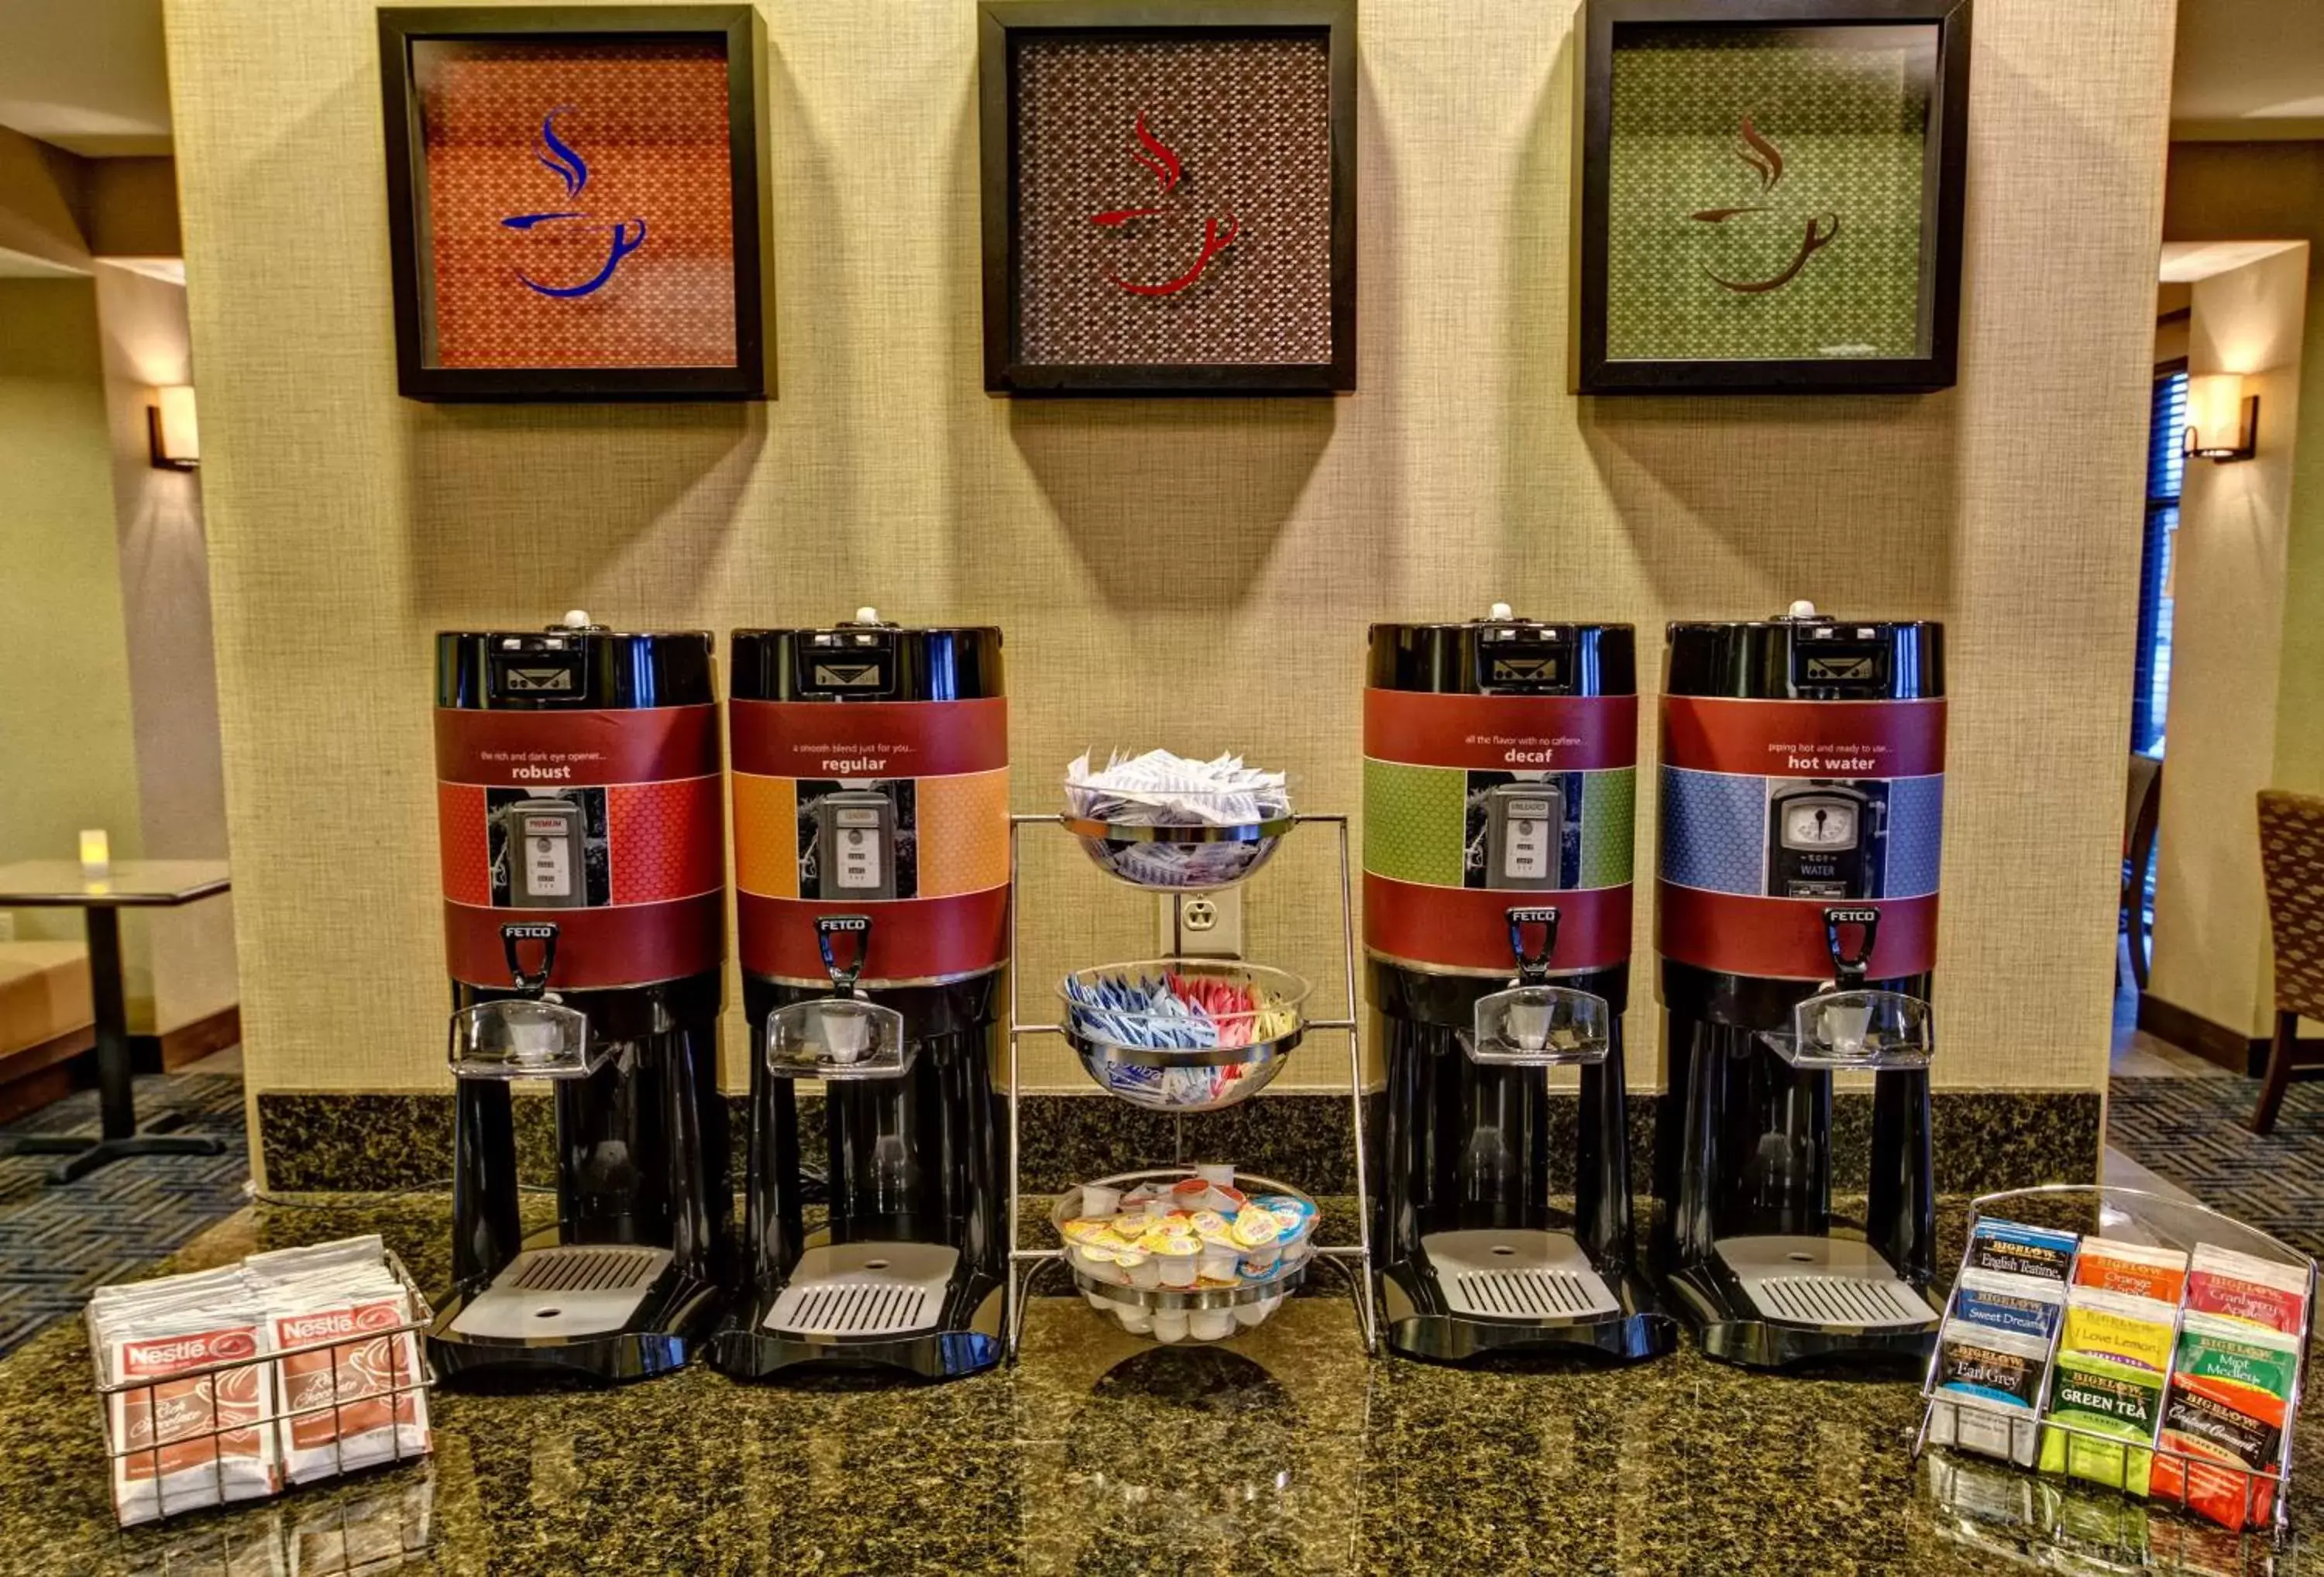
[428, 613, 730, 1386]
[710, 611, 1011, 1380]
[1363, 608, 1674, 1363]
[1653, 603, 1944, 1370]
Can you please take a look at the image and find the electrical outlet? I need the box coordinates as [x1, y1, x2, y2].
[1160, 889, 1242, 958]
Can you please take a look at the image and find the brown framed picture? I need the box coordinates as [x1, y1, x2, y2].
[978, 0, 1358, 397]
[1571, 0, 1971, 395]
[379, 5, 772, 401]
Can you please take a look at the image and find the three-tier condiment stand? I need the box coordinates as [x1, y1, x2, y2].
[1002, 809, 1380, 1359]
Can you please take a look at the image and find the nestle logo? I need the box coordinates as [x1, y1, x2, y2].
[281, 1311, 356, 1342]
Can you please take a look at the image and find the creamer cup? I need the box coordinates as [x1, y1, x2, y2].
[1171, 1177, 1212, 1212]
[1194, 1163, 1235, 1190]
[1079, 1184, 1122, 1219]
[1191, 1309, 1235, 1341]
[1190, 1211, 1230, 1242]
[1231, 1207, 1283, 1251]
[1085, 1290, 1112, 1313]
[1116, 1307, 1153, 1335]
[1158, 1239, 1200, 1288]
[1198, 1245, 1240, 1283]
[1152, 1311, 1189, 1344]
[1121, 1250, 1160, 1290]
[1232, 1298, 1270, 1328]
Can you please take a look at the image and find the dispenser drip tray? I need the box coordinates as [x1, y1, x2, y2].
[1716, 1236, 1936, 1330]
[1422, 1229, 1620, 1322]
[765, 1242, 957, 1339]
[449, 1245, 672, 1340]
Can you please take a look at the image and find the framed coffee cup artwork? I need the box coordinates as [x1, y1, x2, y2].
[978, 0, 1358, 396]
[1570, 0, 1972, 395]
[379, 5, 774, 401]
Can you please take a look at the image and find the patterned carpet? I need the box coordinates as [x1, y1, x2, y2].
[0, 1072, 250, 1357]
[2106, 1074, 2324, 1258]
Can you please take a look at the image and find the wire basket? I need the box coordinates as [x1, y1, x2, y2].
[88, 1249, 438, 1527]
[1916, 1184, 2315, 1541]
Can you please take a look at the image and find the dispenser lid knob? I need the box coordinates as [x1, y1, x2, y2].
[562, 609, 592, 630]
[1488, 601, 1514, 621]
[855, 606, 880, 625]
[1786, 599, 1818, 620]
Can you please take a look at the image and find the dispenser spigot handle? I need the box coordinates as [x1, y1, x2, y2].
[1821, 906, 1880, 990]
[816, 915, 872, 994]
[1505, 905, 1562, 986]
[500, 922, 559, 995]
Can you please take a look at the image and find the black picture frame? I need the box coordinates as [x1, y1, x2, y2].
[978, 0, 1358, 397]
[379, 5, 773, 402]
[1570, 0, 1971, 396]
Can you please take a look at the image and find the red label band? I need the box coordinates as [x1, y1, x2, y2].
[730, 696, 1008, 779]
[1366, 874, 1631, 974]
[443, 893, 724, 991]
[1655, 884, 1938, 982]
[1662, 696, 1946, 779]
[434, 704, 721, 787]
[1364, 689, 1637, 772]
[738, 890, 1009, 984]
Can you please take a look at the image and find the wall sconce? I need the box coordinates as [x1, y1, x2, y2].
[147, 385, 199, 470]
[2184, 373, 2258, 463]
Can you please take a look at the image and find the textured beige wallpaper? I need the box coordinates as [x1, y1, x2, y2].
[165, 0, 2176, 1097]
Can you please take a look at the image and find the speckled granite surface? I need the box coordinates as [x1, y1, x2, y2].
[259, 1090, 2099, 1197]
[2, 1192, 2299, 1576]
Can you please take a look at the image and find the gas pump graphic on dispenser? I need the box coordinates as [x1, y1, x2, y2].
[1363, 606, 1676, 1364]
[1653, 602, 1945, 1371]
[428, 613, 730, 1387]
[712, 610, 1012, 1381]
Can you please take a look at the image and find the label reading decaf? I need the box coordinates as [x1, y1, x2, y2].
[1968, 1220, 2078, 1283]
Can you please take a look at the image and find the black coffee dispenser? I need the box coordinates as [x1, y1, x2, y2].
[1363, 610, 1674, 1363]
[427, 613, 730, 1386]
[710, 612, 1011, 1380]
[1653, 603, 1945, 1369]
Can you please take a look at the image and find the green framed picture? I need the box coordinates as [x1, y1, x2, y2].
[1571, 0, 1972, 394]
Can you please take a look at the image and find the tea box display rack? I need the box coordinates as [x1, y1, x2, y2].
[1914, 1184, 2317, 1546]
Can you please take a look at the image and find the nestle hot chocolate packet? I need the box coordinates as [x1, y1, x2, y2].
[1967, 1219, 2078, 1283]
[105, 1308, 280, 1525]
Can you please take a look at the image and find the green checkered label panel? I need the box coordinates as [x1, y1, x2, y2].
[1605, 28, 1934, 362]
[1363, 760, 1466, 887]
[1580, 768, 1636, 890]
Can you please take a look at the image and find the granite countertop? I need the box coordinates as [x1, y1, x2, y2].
[0, 1197, 2310, 1576]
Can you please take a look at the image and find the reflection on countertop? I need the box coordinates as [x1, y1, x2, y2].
[0, 1196, 2309, 1575]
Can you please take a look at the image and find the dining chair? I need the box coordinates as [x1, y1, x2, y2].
[2252, 788, 2324, 1135]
